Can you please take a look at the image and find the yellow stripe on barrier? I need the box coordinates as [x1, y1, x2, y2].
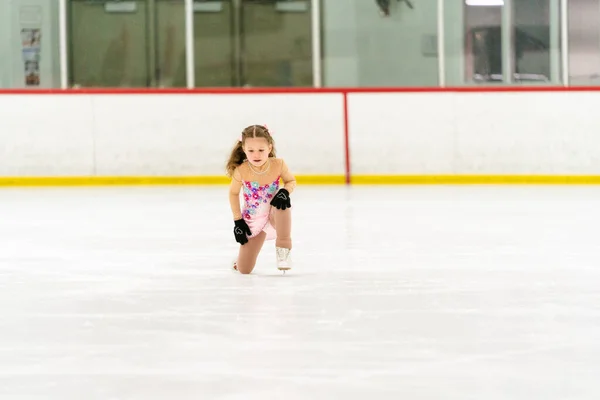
[0, 175, 346, 186]
[351, 175, 600, 184]
[2, 175, 600, 186]
[0, 176, 228, 186]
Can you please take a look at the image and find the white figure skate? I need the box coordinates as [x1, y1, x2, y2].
[276, 247, 292, 274]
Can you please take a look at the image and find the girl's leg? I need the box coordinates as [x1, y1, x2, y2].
[235, 231, 266, 274]
[271, 206, 292, 270]
[272, 206, 292, 249]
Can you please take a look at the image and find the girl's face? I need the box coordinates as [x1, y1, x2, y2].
[243, 137, 272, 167]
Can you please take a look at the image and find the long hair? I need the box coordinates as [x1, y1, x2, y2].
[226, 124, 276, 177]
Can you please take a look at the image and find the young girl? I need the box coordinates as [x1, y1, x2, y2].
[226, 124, 296, 274]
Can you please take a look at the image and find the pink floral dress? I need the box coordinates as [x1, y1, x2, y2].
[231, 158, 296, 241]
[242, 176, 281, 240]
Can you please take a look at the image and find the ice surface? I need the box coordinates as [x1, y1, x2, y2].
[1, 185, 600, 399]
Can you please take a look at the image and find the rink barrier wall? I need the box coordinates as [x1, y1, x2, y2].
[2, 87, 600, 186]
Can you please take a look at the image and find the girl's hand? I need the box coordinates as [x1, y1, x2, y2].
[234, 219, 252, 245]
[270, 189, 291, 210]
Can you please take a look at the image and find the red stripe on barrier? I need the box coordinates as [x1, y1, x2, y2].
[343, 92, 351, 185]
[2, 86, 600, 95]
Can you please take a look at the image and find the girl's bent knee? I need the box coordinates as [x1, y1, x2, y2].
[237, 264, 255, 274]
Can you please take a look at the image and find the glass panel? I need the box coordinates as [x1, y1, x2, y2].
[193, 0, 235, 87]
[513, 0, 554, 83]
[447, 0, 561, 86]
[568, 0, 600, 85]
[242, 0, 312, 87]
[0, 0, 61, 88]
[464, 3, 503, 83]
[321, 0, 438, 87]
[156, 0, 186, 87]
[68, 0, 149, 87]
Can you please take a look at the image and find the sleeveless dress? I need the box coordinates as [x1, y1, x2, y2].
[231, 157, 295, 241]
[241, 174, 280, 240]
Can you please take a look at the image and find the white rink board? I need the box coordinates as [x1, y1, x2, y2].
[0, 95, 95, 176]
[2, 90, 600, 177]
[0, 93, 345, 177]
[451, 92, 600, 174]
[347, 92, 456, 174]
[347, 91, 600, 175]
[91, 93, 346, 176]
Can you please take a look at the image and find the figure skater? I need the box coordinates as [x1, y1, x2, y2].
[226, 124, 296, 274]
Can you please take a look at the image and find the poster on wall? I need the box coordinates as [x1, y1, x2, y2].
[21, 28, 41, 86]
[19, 5, 43, 87]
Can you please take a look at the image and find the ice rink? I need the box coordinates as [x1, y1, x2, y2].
[1, 185, 599, 399]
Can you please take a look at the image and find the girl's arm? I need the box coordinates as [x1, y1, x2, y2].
[281, 159, 297, 194]
[229, 167, 243, 220]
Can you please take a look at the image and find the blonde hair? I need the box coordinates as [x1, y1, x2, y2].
[226, 124, 276, 177]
